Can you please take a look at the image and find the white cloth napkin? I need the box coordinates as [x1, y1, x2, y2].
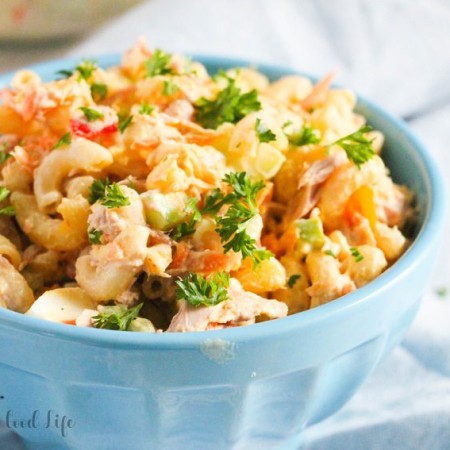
[2, 0, 450, 448]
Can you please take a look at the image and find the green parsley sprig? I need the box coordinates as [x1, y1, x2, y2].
[52, 132, 72, 150]
[195, 76, 261, 129]
[287, 274, 301, 288]
[0, 148, 12, 165]
[350, 247, 364, 262]
[286, 125, 321, 146]
[101, 183, 131, 208]
[145, 49, 174, 77]
[332, 125, 375, 169]
[170, 198, 201, 241]
[91, 83, 108, 101]
[285, 124, 375, 168]
[203, 172, 264, 214]
[76, 60, 97, 81]
[88, 178, 130, 208]
[88, 229, 103, 245]
[79, 106, 104, 122]
[167, 173, 272, 264]
[324, 249, 337, 258]
[118, 114, 134, 134]
[0, 206, 15, 216]
[0, 187, 15, 216]
[255, 118, 276, 143]
[0, 187, 11, 204]
[92, 303, 143, 331]
[162, 80, 179, 96]
[202, 172, 273, 265]
[88, 178, 109, 204]
[56, 60, 97, 81]
[55, 69, 74, 79]
[139, 103, 155, 115]
[175, 272, 230, 307]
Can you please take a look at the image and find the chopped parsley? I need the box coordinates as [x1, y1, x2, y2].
[350, 247, 364, 262]
[203, 172, 273, 265]
[0, 149, 12, 165]
[286, 125, 321, 146]
[195, 76, 261, 129]
[118, 114, 134, 134]
[56, 60, 97, 81]
[287, 274, 301, 288]
[145, 49, 174, 77]
[0, 186, 11, 203]
[91, 83, 108, 101]
[88, 229, 103, 245]
[0, 187, 14, 216]
[170, 221, 196, 241]
[223, 172, 265, 204]
[201, 187, 229, 216]
[92, 303, 143, 331]
[175, 272, 230, 307]
[88, 177, 109, 204]
[324, 249, 337, 258]
[139, 103, 155, 115]
[79, 106, 104, 122]
[88, 179, 130, 208]
[0, 206, 15, 216]
[52, 132, 72, 150]
[76, 60, 97, 81]
[55, 69, 74, 79]
[212, 69, 230, 82]
[170, 198, 201, 241]
[100, 183, 131, 208]
[332, 125, 375, 169]
[162, 80, 179, 96]
[255, 118, 276, 143]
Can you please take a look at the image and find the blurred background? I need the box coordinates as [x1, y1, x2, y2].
[1, 0, 449, 448]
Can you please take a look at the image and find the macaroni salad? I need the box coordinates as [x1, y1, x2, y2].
[0, 40, 413, 332]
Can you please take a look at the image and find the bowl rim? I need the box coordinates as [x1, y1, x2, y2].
[0, 54, 446, 348]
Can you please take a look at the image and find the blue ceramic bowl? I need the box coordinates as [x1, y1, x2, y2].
[0, 56, 446, 450]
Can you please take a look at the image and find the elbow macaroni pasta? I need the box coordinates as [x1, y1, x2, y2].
[11, 192, 90, 251]
[34, 137, 113, 212]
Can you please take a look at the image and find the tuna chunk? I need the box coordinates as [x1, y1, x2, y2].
[167, 278, 288, 332]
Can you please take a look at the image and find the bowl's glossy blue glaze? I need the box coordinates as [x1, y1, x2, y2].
[0, 56, 446, 450]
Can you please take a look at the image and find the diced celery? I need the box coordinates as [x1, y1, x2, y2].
[129, 317, 156, 333]
[141, 191, 189, 231]
[296, 217, 325, 251]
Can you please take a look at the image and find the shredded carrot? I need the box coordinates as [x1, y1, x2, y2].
[195, 252, 237, 274]
[344, 185, 377, 229]
[63, 319, 76, 326]
[278, 223, 299, 255]
[261, 233, 283, 258]
[169, 241, 190, 270]
[301, 146, 329, 165]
